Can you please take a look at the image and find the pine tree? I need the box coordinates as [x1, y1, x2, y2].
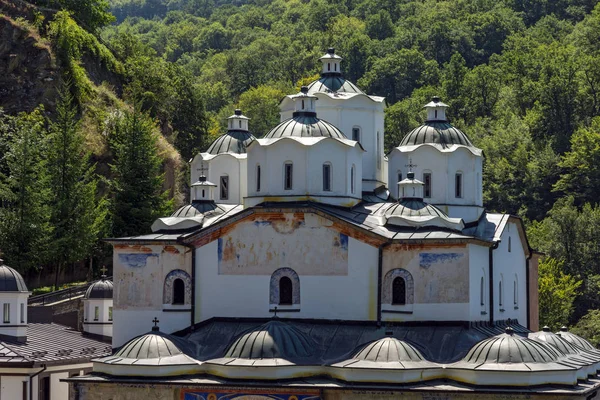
[109, 106, 172, 238]
[47, 84, 107, 289]
[0, 109, 52, 273]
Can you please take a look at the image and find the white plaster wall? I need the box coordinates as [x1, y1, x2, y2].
[112, 244, 192, 347]
[382, 303, 470, 322]
[1, 375, 27, 400]
[388, 145, 483, 220]
[0, 292, 28, 338]
[206, 155, 244, 205]
[195, 236, 378, 322]
[51, 371, 69, 400]
[493, 222, 528, 324]
[468, 244, 491, 322]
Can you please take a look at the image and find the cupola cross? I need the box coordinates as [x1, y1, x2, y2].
[152, 317, 159, 327]
[100, 266, 108, 275]
[197, 163, 207, 177]
[405, 158, 417, 172]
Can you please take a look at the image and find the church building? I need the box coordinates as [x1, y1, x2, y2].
[66, 49, 600, 400]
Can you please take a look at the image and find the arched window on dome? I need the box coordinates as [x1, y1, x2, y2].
[173, 279, 185, 305]
[513, 275, 518, 307]
[220, 175, 229, 200]
[499, 276, 505, 310]
[279, 277, 293, 305]
[352, 126, 361, 143]
[455, 172, 463, 198]
[508, 236, 512, 252]
[284, 162, 293, 190]
[480, 276, 485, 306]
[256, 164, 261, 192]
[423, 172, 432, 198]
[328, 62, 331, 71]
[377, 131, 381, 170]
[323, 162, 332, 192]
[392, 277, 406, 305]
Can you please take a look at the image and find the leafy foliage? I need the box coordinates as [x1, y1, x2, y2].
[538, 258, 582, 329]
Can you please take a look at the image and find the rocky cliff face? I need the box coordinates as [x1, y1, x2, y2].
[0, 16, 58, 113]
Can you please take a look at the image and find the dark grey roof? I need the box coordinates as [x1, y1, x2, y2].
[0, 323, 111, 366]
[399, 122, 474, 148]
[530, 327, 594, 357]
[84, 278, 113, 299]
[385, 200, 449, 219]
[115, 330, 196, 360]
[0, 262, 27, 292]
[224, 320, 315, 360]
[171, 202, 223, 218]
[205, 131, 256, 155]
[353, 337, 424, 362]
[307, 75, 364, 95]
[463, 328, 563, 364]
[185, 318, 527, 364]
[264, 115, 347, 139]
[557, 328, 597, 351]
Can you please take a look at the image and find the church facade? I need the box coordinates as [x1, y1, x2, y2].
[66, 49, 600, 400]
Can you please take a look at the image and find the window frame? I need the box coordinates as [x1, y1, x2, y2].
[279, 276, 293, 305]
[322, 163, 332, 192]
[94, 306, 99, 321]
[220, 175, 229, 200]
[284, 162, 293, 190]
[172, 278, 185, 305]
[20, 303, 24, 323]
[3, 303, 9, 323]
[351, 165, 355, 194]
[392, 277, 406, 305]
[423, 172, 432, 198]
[351, 126, 361, 143]
[256, 164, 261, 192]
[455, 172, 463, 198]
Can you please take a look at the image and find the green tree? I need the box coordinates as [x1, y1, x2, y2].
[238, 85, 292, 137]
[47, 85, 107, 289]
[571, 309, 600, 347]
[365, 10, 394, 40]
[37, 0, 115, 31]
[109, 107, 173, 237]
[538, 257, 582, 330]
[0, 109, 52, 273]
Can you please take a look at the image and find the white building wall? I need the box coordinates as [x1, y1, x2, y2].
[0, 292, 28, 339]
[51, 372, 69, 400]
[111, 244, 192, 347]
[493, 222, 528, 324]
[83, 298, 113, 337]
[468, 243, 491, 322]
[195, 234, 378, 323]
[1, 375, 27, 399]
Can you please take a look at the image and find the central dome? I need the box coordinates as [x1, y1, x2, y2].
[354, 337, 424, 363]
[84, 277, 113, 299]
[0, 262, 28, 292]
[264, 116, 347, 139]
[205, 131, 255, 155]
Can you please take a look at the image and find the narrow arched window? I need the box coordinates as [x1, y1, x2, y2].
[328, 62, 331, 71]
[334, 63, 337, 71]
[514, 280, 518, 305]
[220, 175, 229, 200]
[455, 172, 462, 198]
[279, 277, 293, 305]
[392, 277, 406, 305]
[173, 278, 185, 305]
[284, 162, 293, 190]
[423, 173, 432, 198]
[323, 163, 331, 191]
[302, 99, 305, 109]
[435, 110, 438, 119]
[256, 165, 261, 192]
[508, 236, 512, 252]
[239, 120, 241, 128]
[397, 171, 403, 197]
[499, 281, 503, 307]
[352, 127, 360, 143]
[480, 277, 485, 306]
[351, 165, 355, 194]
[376, 131, 381, 170]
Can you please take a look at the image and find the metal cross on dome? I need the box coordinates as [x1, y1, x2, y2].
[100, 266, 108, 275]
[197, 162, 208, 177]
[405, 158, 418, 172]
[152, 317, 159, 327]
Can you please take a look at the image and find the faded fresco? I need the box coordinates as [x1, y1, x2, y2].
[181, 390, 321, 400]
[383, 246, 469, 303]
[218, 213, 348, 275]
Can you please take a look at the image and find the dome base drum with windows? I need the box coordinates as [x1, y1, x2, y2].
[83, 274, 113, 341]
[67, 49, 597, 400]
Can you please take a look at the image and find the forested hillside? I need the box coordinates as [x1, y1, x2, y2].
[2, 0, 600, 334]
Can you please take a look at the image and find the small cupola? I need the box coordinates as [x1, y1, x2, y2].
[191, 175, 217, 202]
[227, 109, 250, 132]
[292, 86, 318, 117]
[83, 272, 114, 340]
[319, 47, 342, 75]
[424, 96, 449, 122]
[0, 260, 29, 342]
[398, 170, 424, 200]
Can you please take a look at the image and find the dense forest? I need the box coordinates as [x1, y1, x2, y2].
[1, 0, 600, 337]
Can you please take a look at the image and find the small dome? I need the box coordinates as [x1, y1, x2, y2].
[84, 277, 113, 299]
[384, 200, 464, 231]
[115, 331, 195, 360]
[205, 131, 256, 155]
[0, 262, 27, 292]
[354, 337, 424, 363]
[307, 76, 364, 95]
[530, 326, 590, 356]
[557, 326, 597, 351]
[224, 320, 315, 360]
[171, 202, 220, 218]
[264, 115, 346, 139]
[464, 327, 564, 364]
[399, 122, 474, 148]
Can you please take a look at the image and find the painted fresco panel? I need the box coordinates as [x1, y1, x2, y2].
[382, 246, 469, 304]
[182, 389, 321, 400]
[217, 213, 348, 276]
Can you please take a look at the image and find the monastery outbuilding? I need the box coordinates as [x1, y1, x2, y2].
[65, 49, 600, 400]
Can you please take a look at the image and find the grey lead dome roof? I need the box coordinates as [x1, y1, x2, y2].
[224, 320, 316, 360]
[264, 115, 347, 139]
[557, 327, 597, 351]
[84, 277, 113, 299]
[205, 130, 256, 155]
[354, 337, 424, 363]
[307, 75, 364, 95]
[399, 122, 474, 148]
[115, 330, 195, 360]
[0, 261, 27, 292]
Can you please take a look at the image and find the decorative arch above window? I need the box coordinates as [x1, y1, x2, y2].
[382, 268, 414, 305]
[269, 268, 300, 306]
[163, 269, 192, 305]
